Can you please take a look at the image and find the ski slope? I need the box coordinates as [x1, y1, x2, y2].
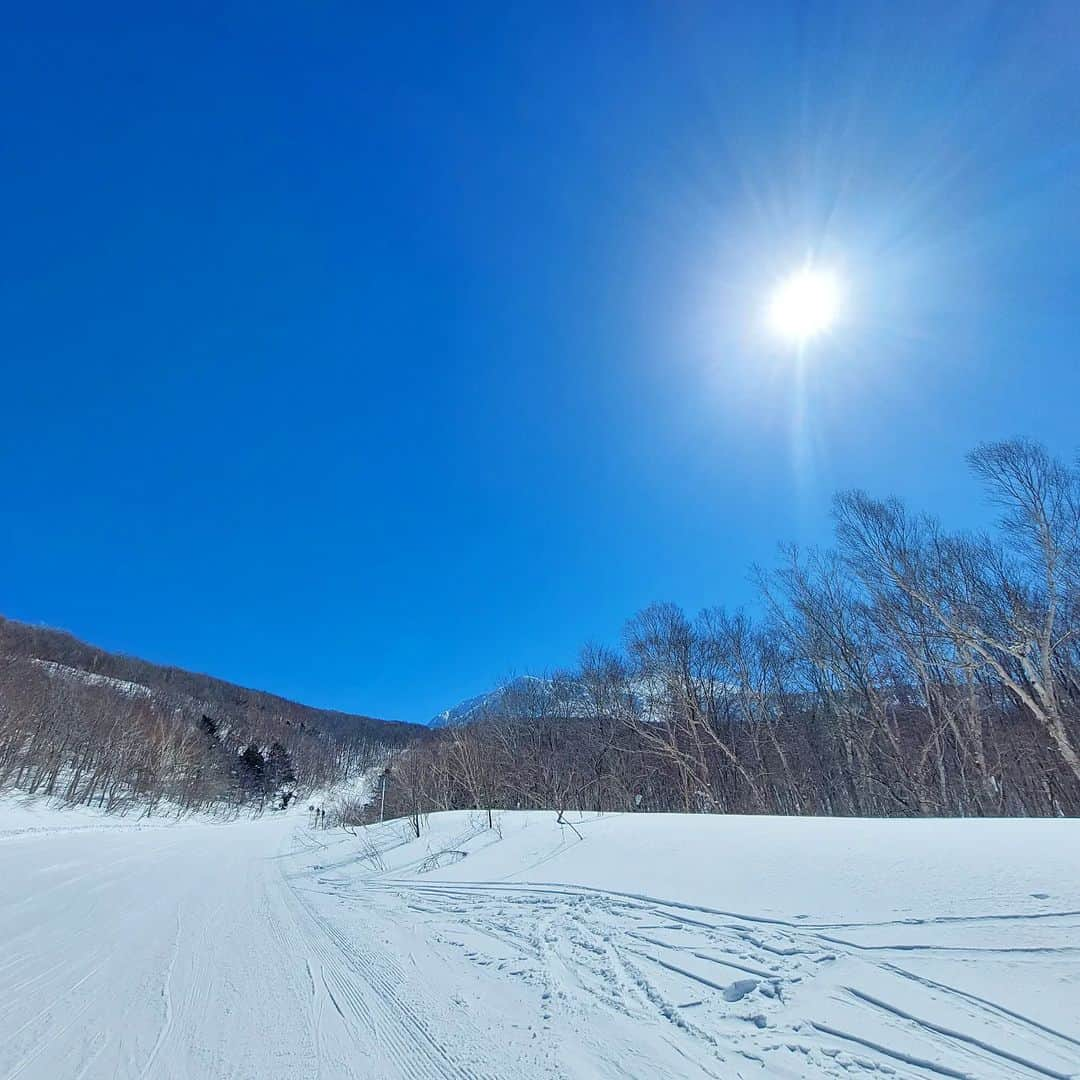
[1, 799, 1078, 1079]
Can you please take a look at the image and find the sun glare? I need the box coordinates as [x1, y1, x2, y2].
[768, 268, 842, 343]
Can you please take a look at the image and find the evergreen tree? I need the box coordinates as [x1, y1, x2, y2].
[200, 715, 220, 747]
[239, 742, 266, 796]
[265, 741, 296, 790]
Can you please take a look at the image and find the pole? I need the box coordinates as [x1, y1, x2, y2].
[380, 771, 387, 823]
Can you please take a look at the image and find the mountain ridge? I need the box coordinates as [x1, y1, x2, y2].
[428, 675, 549, 727]
[0, 614, 419, 740]
[0, 613, 423, 811]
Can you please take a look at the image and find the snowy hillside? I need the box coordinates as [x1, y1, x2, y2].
[2, 797, 1078, 1078]
[325, 811, 1080, 1078]
[0, 614, 422, 813]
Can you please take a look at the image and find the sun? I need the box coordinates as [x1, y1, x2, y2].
[767, 268, 842, 343]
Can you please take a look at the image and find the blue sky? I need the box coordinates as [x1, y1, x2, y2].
[3, 2, 1079, 722]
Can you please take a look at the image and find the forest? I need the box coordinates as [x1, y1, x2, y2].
[5, 437, 1078, 823]
[0, 619, 421, 813]
[374, 439, 1080, 827]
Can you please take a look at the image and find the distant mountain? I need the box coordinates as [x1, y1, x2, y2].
[429, 676, 550, 727]
[430, 674, 696, 729]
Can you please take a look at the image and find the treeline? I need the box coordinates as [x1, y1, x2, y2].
[0, 617, 408, 745]
[0, 621, 423, 814]
[380, 439, 1080, 824]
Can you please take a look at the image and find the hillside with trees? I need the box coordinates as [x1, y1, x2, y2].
[0, 618, 422, 813]
[8, 438, 1079, 825]
[378, 439, 1080, 825]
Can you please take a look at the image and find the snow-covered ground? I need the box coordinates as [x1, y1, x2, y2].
[1, 801, 1078, 1079]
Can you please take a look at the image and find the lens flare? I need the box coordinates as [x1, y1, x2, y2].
[768, 268, 842, 343]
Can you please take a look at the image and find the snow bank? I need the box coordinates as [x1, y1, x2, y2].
[363, 809, 1080, 923]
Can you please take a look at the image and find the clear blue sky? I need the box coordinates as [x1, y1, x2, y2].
[3, 2, 1079, 722]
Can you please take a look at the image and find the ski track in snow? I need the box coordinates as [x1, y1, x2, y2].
[0, 811, 505, 1080]
[0, 806, 1078, 1079]
[362, 878, 1080, 1079]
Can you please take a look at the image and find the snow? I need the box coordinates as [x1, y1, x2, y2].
[0, 789, 197, 841]
[28, 657, 154, 698]
[428, 675, 550, 727]
[2, 801, 1078, 1079]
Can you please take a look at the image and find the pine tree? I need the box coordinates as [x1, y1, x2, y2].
[265, 742, 296, 790]
[239, 742, 266, 797]
[200, 715, 221, 747]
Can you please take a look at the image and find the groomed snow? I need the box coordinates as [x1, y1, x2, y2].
[1, 801, 1078, 1078]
